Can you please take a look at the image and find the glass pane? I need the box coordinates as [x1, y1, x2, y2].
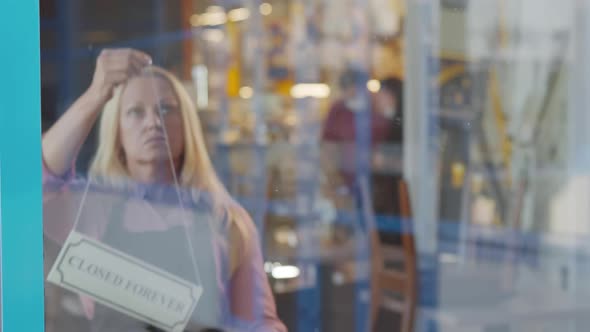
[39, 0, 590, 331]
[428, 0, 590, 331]
[40, 0, 406, 330]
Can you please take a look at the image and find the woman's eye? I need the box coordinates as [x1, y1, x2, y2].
[127, 107, 144, 117]
[159, 104, 178, 115]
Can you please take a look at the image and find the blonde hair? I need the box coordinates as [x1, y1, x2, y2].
[89, 67, 251, 251]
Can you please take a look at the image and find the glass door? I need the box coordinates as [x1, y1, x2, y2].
[38, 0, 405, 331]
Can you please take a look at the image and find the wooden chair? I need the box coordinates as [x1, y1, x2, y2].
[369, 179, 418, 332]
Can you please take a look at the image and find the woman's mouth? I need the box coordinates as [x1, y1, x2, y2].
[145, 136, 166, 145]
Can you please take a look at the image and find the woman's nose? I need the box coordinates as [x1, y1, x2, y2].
[145, 107, 163, 128]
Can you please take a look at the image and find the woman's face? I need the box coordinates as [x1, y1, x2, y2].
[119, 75, 185, 166]
[375, 89, 397, 118]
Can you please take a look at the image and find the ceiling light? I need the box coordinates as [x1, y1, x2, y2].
[228, 8, 250, 22]
[290, 83, 331, 99]
[367, 79, 381, 92]
[260, 3, 273, 16]
[191, 7, 227, 27]
[239, 86, 253, 99]
[271, 265, 300, 279]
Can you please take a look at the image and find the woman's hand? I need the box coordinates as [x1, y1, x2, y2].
[42, 48, 151, 177]
[87, 48, 152, 104]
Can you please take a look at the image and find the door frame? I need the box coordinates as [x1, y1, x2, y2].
[0, 1, 45, 331]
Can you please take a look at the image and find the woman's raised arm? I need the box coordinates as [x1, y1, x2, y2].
[42, 48, 151, 177]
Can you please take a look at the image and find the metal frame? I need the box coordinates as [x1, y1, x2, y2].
[405, 1, 441, 331]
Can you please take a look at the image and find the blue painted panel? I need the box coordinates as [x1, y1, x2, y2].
[0, 1, 45, 331]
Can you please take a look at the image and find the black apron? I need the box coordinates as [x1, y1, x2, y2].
[89, 202, 223, 332]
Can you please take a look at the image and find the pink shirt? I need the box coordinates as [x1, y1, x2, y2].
[42, 159, 287, 331]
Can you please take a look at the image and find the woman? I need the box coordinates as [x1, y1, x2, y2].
[42, 48, 286, 331]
